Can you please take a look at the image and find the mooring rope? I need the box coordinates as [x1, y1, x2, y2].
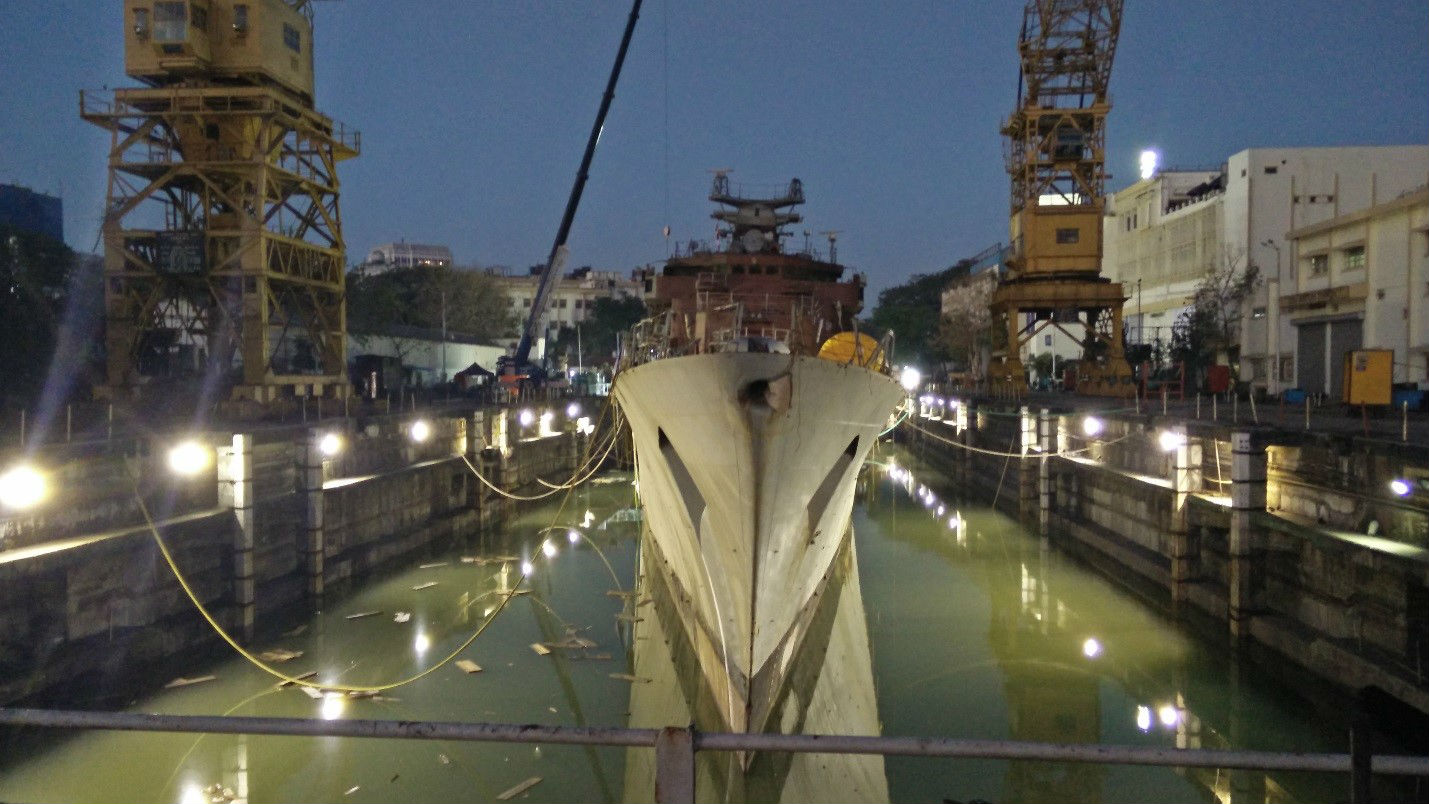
[903, 417, 1131, 459]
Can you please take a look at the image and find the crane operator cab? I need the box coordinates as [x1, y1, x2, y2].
[125, 0, 315, 103]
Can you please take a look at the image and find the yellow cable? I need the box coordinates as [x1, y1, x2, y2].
[137, 395, 625, 693]
[134, 467, 526, 694]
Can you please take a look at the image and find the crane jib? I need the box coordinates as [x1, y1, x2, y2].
[509, 0, 644, 375]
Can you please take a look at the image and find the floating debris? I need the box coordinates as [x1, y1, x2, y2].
[277, 670, 318, 688]
[202, 782, 236, 803]
[343, 785, 360, 796]
[608, 673, 652, 684]
[455, 660, 483, 674]
[547, 706, 557, 713]
[529, 643, 551, 656]
[411, 581, 439, 591]
[346, 690, 381, 699]
[164, 675, 216, 689]
[345, 611, 382, 620]
[418, 562, 449, 569]
[496, 777, 542, 800]
[393, 612, 412, 623]
[438, 753, 451, 765]
[299, 686, 325, 699]
[258, 648, 303, 663]
[459, 556, 479, 564]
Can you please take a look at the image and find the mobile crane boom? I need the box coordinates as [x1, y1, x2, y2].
[503, 0, 643, 379]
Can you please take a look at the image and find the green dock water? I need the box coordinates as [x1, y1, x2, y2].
[0, 449, 1417, 803]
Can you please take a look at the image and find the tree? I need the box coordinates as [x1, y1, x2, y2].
[1170, 247, 1260, 383]
[550, 295, 647, 368]
[936, 269, 996, 382]
[346, 264, 515, 343]
[1, 225, 99, 404]
[867, 260, 973, 368]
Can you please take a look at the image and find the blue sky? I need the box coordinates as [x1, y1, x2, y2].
[1, 1, 1425, 297]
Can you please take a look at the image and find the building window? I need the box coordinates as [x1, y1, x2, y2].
[154, 2, 187, 42]
[1252, 307, 1266, 319]
[557, 298, 567, 309]
[1264, 166, 1278, 175]
[523, 298, 531, 307]
[1343, 245, 1365, 271]
[1044, 335, 1053, 346]
[1055, 228, 1080, 244]
[190, 3, 208, 30]
[1309, 254, 1328, 276]
[1280, 355, 1295, 383]
[283, 23, 301, 52]
[233, 4, 249, 33]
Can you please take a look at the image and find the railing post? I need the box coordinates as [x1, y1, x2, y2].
[1350, 699, 1373, 804]
[654, 726, 696, 804]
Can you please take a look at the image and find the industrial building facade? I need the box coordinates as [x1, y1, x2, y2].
[1102, 145, 1429, 395]
[1283, 187, 1428, 397]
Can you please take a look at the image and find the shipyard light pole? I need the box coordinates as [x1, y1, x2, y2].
[82, 0, 359, 404]
[989, 0, 1133, 397]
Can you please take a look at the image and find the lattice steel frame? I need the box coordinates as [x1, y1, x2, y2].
[1002, 0, 1122, 216]
[81, 85, 358, 400]
[992, 0, 1131, 397]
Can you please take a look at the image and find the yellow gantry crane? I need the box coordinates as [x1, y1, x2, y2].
[82, 0, 358, 403]
[990, 0, 1133, 397]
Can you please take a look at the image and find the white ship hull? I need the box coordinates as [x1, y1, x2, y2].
[613, 352, 903, 734]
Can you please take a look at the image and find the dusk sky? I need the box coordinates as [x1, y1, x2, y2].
[2, 1, 1425, 297]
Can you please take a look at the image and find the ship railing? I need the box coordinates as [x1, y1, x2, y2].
[0, 707, 1418, 804]
[615, 310, 678, 370]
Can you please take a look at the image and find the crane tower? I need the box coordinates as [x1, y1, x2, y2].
[82, 0, 358, 403]
[990, 0, 1132, 396]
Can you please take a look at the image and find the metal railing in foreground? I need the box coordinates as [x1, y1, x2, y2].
[3, 708, 1426, 803]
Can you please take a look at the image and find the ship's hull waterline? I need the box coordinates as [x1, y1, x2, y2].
[613, 351, 903, 734]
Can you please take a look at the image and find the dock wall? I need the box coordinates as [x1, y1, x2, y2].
[902, 398, 1429, 716]
[0, 400, 607, 705]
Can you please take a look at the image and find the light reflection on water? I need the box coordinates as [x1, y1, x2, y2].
[0, 451, 1409, 803]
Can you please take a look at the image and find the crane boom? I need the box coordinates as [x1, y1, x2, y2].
[506, 0, 643, 378]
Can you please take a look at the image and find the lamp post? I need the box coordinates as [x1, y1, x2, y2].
[1261, 239, 1282, 394]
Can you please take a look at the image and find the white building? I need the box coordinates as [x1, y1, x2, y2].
[348, 326, 504, 388]
[1283, 187, 1428, 397]
[357, 242, 454, 274]
[1103, 146, 1429, 393]
[493, 265, 644, 351]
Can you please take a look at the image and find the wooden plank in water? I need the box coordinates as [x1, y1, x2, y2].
[418, 562, 448, 569]
[455, 660, 483, 674]
[529, 643, 551, 656]
[345, 610, 381, 620]
[163, 675, 216, 689]
[496, 777, 542, 800]
[609, 673, 651, 684]
[411, 581, 439, 591]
